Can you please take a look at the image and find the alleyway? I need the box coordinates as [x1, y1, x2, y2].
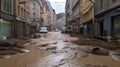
[0, 32, 120, 67]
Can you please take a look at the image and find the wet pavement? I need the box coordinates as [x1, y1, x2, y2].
[0, 32, 120, 67]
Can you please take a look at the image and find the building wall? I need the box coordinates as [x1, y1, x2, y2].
[71, 0, 79, 18]
[44, 0, 56, 31]
[52, 9, 57, 30]
[80, 0, 94, 24]
[15, 0, 31, 38]
[42, 5, 48, 26]
[79, 0, 94, 35]
[57, 15, 65, 30]
[30, 0, 42, 32]
[0, 0, 14, 38]
[94, 0, 120, 39]
[16, 0, 30, 20]
[39, 0, 46, 27]
[65, 0, 80, 33]
[65, 0, 72, 26]
[95, 0, 120, 15]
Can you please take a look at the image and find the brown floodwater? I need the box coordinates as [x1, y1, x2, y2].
[0, 32, 120, 67]
[0, 45, 49, 67]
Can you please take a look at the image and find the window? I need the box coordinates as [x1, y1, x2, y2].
[21, 8, 23, 17]
[18, 6, 20, 16]
[1, 0, 13, 14]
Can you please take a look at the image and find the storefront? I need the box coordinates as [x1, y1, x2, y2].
[0, 19, 12, 38]
[112, 15, 120, 39]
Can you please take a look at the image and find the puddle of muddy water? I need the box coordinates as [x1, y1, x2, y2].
[29, 53, 68, 67]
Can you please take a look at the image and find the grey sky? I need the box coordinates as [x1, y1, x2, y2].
[48, 0, 66, 14]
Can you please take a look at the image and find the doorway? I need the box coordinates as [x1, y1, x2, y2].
[99, 21, 104, 36]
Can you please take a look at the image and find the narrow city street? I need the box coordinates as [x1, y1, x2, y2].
[0, 0, 120, 67]
[0, 32, 120, 67]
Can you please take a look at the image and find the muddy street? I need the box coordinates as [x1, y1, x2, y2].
[0, 32, 120, 67]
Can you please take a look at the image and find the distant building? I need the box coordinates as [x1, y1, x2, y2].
[65, 0, 80, 33]
[57, 13, 65, 30]
[52, 9, 57, 30]
[15, 0, 31, 38]
[57, 13, 65, 19]
[94, 0, 120, 39]
[41, 0, 48, 27]
[30, 0, 43, 32]
[45, 0, 57, 31]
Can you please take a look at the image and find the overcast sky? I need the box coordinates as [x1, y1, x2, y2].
[48, 0, 66, 14]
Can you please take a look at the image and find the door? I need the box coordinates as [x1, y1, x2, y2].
[0, 20, 11, 38]
[99, 21, 104, 36]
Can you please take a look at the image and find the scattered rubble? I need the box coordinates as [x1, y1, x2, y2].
[63, 40, 69, 42]
[52, 42, 58, 44]
[0, 38, 30, 58]
[39, 44, 49, 47]
[46, 46, 57, 51]
[91, 47, 109, 56]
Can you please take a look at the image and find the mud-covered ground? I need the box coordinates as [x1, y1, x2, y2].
[71, 34, 120, 50]
[0, 32, 120, 67]
[0, 37, 30, 58]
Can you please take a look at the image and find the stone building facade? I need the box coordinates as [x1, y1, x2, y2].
[94, 0, 120, 39]
[0, 0, 14, 38]
[65, 0, 80, 33]
[80, 0, 94, 35]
